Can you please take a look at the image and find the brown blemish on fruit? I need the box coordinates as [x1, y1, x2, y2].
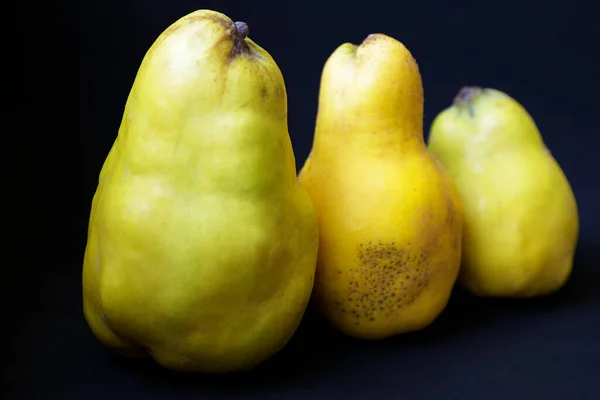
[202, 19, 252, 64]
[442, 189, 460, 250]
[162, 23, 182, 37]
[445, 195, 461, 251]
[189, 13, 231, 28]
[333, 240, 432, 323]
[162, 14, 252, 64]
[260, 86, 269, 99]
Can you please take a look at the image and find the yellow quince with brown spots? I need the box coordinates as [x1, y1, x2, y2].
[298, 33, 463, 339]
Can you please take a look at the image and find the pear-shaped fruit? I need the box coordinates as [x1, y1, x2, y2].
[82, 9, 319, 373]
[298, 34, 463, 340]
[427, 87, 579, 298]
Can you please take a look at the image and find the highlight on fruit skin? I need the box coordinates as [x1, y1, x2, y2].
[427, 85, 579, 299]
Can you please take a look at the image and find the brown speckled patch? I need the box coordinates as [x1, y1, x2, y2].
[332, 240, 432, 326]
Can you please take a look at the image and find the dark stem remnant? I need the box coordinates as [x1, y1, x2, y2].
[229, 21, 250, 59]
[234, 21, 249, 39]
[453, 86, 484, 117]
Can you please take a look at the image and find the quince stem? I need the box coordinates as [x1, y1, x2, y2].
[453, 86, 484, 116]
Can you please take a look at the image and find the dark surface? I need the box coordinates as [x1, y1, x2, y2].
[11, 0, 600, 398]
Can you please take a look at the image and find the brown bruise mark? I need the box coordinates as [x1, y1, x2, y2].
[261, 86, 269, 99]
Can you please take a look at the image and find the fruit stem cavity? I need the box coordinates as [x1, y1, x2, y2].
[453, 86, 484, 116]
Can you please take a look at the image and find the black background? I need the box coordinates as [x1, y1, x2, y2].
[10, 0, 600, 398]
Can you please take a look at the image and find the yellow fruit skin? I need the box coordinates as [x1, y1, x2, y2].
[298, 34, 463, 340]
[82, 9, 319, 373]
[427, 87, 579, 298]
